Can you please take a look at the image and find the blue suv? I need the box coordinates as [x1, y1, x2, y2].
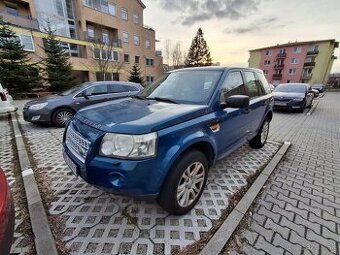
[63, 67, 273, 215]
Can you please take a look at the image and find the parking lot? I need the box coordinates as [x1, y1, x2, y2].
[2, 93, 340, 255]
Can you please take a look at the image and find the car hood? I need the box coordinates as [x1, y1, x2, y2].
[25, 94, 65, 106]
[75, 97, 210, 134]
[274, 92, 305, 98]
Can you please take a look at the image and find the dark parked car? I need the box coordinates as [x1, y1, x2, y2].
[0, 167, 14, 255]
[274, 83, 314, 113]
[63, 67, 274, 215]
[23, 81, 143, 127]
[311, 84, 324, 93]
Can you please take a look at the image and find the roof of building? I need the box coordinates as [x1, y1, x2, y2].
[137, 0, 146, 8]
[249, 39, 338, 52]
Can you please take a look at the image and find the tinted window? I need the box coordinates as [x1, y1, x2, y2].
[87, 84, 108, 95]
[244, 71, 263, 98]
[220, 71, 246, 102]
[256, 72, 271, 94]
[127, 85, 139, 91]
[109, 84, 129, 93]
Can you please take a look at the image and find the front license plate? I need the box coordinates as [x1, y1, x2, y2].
[275, 102, 287, 106]
[63, 151, 78, 177]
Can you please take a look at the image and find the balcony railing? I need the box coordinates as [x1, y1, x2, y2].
[304, 62, 316, 67]
[83, 32, 122, 48]
[274, 64, 284, 69]
[0, 12, 39, 30]
[301, 73, 312, 79]
[307, 50, 319, 55]
[272, 74, 282, 79]
[276, 53, 286, 58]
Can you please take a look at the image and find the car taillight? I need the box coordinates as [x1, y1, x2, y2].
[0, 169, 10, 233]
[0, 92, 7, 101]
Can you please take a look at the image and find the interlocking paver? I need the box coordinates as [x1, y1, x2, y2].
[234, 93, 340, 255]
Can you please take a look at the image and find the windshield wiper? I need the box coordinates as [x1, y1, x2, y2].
[147, 97, 178, 104]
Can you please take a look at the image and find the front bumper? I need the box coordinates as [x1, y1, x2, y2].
[273, 100, 304, 110]
[23, 108, 52, 124]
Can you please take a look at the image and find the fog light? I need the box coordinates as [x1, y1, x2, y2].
[31, 115, 40, 121]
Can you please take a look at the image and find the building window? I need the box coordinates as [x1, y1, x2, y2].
[265, 50, 272, 56]
[6, 4, 19, 16]
[124, 54, 129, 63]
[112, 51, 119, 61]
[121, 8, 128, 20]
[102, 29, 109, 44]
[146, 58, 154, 66]
[279, 48, 286, 54]
[122, 32, 129, 43]
[145, 39, 151, 49]
[293, 47, 301, 53]
[134, 35, 140, 46]
[291, 58, 299, 64]
[83, 0, 116, 16]
[146, 76, 154, 83]
[108, 3, 116, 15]
[56, 0, 65, 17]
[264, 60, 270, 65]
[19, 35, 35, 52]
[263, 70, 268, 75]
[87, 24, 95, 39]
[133, 13, 139, 24]
[288, 68, 296, 75]
[135, 56, 140, 64]
[93, 47, 119, 61]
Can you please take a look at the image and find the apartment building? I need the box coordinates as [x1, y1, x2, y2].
[0, 0, 163, 84]
[248, 40, 338, 86]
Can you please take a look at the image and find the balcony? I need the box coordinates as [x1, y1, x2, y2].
[276, 53, 286, 58]
[272, 74, 282, 79]
[303, 62, 316, 67]
[274, 64, 284, 69]
[307, 50, 319, 55]
[301, 73, 312, 79]
[83, 32, 122, 48]
[0, 12, 39, 30]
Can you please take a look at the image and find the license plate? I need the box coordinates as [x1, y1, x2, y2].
[63, 151, 78, 176]
[275, 102, 287, 106]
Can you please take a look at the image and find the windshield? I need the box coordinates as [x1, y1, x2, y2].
[140, 70, 223, 104]
[59, 82, 92, 96]
[275, 84, 306, 93]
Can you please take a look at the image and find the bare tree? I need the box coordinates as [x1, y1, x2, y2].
[164, 39, 172, 66]
[172, 41, 185, 69]
[88, 25, 123, 81]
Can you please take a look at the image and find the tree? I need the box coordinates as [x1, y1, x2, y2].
[89, 24, 123, 81]
[43, 24, 75, 92]
[0, 18, 41, 94]
[172, 41, 185, 69]
[128, 64, 144, 85]
[184, 28, 212, 67]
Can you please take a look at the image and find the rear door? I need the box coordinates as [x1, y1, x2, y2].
[242, 71, 267, 136]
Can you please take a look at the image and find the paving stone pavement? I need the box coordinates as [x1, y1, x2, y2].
[0, 115, 32, 255]
[232, 93, 340, 255]
[13, 102, 281, 255]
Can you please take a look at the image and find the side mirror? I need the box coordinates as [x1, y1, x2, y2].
[222, 95, 250, 109]
[82, 90, 91, 99]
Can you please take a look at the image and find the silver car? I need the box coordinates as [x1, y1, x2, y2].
[23, 81, 143, 127]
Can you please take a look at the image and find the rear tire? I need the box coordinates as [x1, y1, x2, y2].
[249, 118, 270, 149]
[158, 150, 208, 215]
[52, 108, 75, 127]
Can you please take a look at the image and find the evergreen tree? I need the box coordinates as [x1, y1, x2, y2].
[43, 24, 75, 92]
[184, 28, 212, 67]
[0, 18, 41, 94]
[128, 64, 144, 85]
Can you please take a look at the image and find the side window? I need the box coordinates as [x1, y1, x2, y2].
[128, 85, 139, 91]
[256, 72, 271, 94]
[244, 71, 264, 98]
[220, 71, 246, 102]
[89, 85, 108, 95]
[109, 84, 128, 93]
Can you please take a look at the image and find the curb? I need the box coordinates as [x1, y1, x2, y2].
[199, 141, 291, 255]
[11, 112, 58, 255]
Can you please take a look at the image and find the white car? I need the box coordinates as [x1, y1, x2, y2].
[0, 82, 17, 114]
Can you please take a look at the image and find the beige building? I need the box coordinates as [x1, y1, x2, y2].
[248, 40, 338, 85]
[0, 0, 164, 84]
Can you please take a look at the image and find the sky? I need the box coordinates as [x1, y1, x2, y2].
[143, 0, 340, 73]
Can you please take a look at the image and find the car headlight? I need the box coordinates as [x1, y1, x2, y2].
[100, 132, 157, 159]
[292, 98, 304, 101]
[29, 103, 48, 110]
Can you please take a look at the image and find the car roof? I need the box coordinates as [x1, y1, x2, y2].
[278, 83, 308, 86]
[168, 66, 263, 73]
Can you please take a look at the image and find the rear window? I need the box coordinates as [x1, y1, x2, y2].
[275, 84, 306, 93]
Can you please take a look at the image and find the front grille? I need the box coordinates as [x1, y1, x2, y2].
[274, 97, 291, 102]
[65, 126, 91, 162]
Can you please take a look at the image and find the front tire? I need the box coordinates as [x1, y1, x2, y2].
[249, 117, 270, 149]
[158, 150, 208, 215]
[52, 108, 75, 127]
